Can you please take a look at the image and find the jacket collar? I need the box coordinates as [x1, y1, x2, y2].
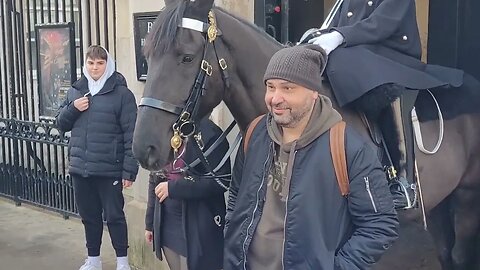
[72, 72, 127, 96]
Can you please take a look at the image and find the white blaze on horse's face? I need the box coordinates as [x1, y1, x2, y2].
[265, 78, 318, 129]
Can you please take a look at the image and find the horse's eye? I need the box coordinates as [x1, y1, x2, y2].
[182, 55, 194, 63]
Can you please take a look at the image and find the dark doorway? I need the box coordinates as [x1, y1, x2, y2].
[255, 0, 282, 41]
[255, 0, 324, 44]
[428, 0, 480, 80]
[288, 0, 324, 43]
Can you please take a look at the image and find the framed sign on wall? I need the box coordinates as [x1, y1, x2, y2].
[35, 22, 76, 119]
[133, 11, 160, 81]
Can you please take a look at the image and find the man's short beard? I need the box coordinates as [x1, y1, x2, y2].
[272, 107, 310, 128]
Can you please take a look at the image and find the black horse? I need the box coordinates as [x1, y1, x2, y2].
[132, 0, 480, 268]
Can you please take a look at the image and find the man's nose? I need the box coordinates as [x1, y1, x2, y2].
[271, 91, 284, 104]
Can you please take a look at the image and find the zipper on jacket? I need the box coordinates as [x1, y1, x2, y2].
[84, 97, 92, 176]
[364, 176, 378, 213]
[242, 142, 273, 270]
[281, 149, 297, 270]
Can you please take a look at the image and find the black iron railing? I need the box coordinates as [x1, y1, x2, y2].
[0, 118, 74, 216]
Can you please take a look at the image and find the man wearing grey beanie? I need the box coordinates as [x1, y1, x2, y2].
[224, 44, 399, 270]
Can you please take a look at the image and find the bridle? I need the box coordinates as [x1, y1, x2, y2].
[138, 10, 240, 188]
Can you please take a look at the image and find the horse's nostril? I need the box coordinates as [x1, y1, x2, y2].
[146, 145, 160, 169]
[146, 145, 154, 156]
[134, 144, 157, 169]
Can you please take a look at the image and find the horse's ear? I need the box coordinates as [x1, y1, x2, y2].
[184, 0, 215, 21]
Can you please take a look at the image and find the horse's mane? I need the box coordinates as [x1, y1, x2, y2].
[144, 1, 282, 58]
[144, 1, 186, 58]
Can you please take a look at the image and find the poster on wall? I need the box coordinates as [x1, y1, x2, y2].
[133, 11, 160, 81]
[35, 22, 76, 119]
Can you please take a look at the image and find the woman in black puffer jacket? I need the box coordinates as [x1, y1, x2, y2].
[145, 117, 230, 270]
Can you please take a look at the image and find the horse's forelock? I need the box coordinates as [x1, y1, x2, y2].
[144, 1, 187, 58]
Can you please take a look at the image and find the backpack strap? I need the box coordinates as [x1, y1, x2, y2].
[330, 121, 349, 197]
[243, 114, 265, 154]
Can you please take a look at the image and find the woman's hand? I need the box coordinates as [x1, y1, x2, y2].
[145, 230, 153, 244]
[155, 182, 169, 202]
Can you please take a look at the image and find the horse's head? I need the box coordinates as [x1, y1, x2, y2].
[133, 0, 232, 169]
[133, 0, 287, 170]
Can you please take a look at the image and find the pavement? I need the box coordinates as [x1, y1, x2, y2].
[0, 195, 448, 270]
[0, 198, 118, 270]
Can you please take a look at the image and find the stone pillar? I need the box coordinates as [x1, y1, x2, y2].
[115, 0, 168, 269]
[216, 0, 254, 21]
[416, 0, 430, 62]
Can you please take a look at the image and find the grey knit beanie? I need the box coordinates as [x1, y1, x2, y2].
[263, 44, 327, 91]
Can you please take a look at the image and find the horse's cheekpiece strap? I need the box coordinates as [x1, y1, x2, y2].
[181, 18, 208, 33]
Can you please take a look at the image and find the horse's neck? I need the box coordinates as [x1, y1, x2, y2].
[214, 9, 368, 138]
[216, 9, 282, 131]
[318, 80, 373, 145]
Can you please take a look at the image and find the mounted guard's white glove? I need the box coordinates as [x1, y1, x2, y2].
[308, 30, 344, 55]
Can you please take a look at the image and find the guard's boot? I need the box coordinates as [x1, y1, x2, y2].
[388, 98, 417, 209]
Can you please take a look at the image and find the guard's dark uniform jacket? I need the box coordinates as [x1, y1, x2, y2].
[326, 0, 464, 106]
